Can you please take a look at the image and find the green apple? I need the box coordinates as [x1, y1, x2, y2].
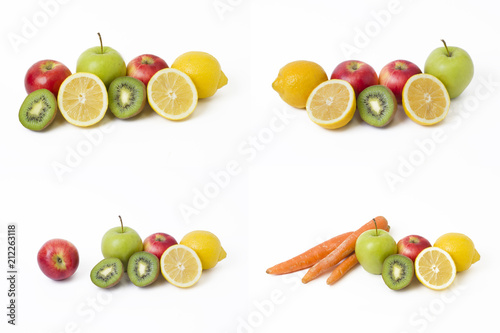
[101, 216, 143, 270]
[76, 33, 126, 88]
[424, 39, 474, 99]
[355, 227, 397, 275]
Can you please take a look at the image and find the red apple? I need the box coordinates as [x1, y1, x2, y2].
[126, 54, 168, 87]
[330, 60, 378, 96]
[37, 239, 79, 281]
[25, 60, 72, 97]
[379, 60, 422, 103]
[397, 235, 431, 262]
[143, 232, 177, 260]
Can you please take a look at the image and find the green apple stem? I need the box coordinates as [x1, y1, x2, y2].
[373, 218, 378, 236]
[98, 32, 103, 54]
[441, 39, 451, 57]
[118, 215, 123, 233]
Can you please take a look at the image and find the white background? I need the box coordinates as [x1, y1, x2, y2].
[1, 0, 499, 332]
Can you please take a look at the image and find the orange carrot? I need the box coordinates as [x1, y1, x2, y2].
[266, 232, 352, 275]
[302, 216, 389, 284]
[326, 253, 358, 285]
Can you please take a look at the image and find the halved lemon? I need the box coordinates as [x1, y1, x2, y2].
[57, 72, 108, 127]
[147, 68, 198, 120]
[415, 247, 456, 291]
[160, 244, 202, 288]
[402, 73, 450, 125]
[306, 79, 356, 129]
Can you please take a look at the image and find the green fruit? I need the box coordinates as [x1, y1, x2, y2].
[355, 229, 397, 275]
[101, 216, 143, 270]
[127, 251, 159, 287]
[19, 89, 57, 131]
[90, 258, 123, 288]
[108, 76, 146, 119]
[76, 33, 126, 88]
[357, 85, 397, 127]
[382, 254, 414, 290]
[424, 40, 474, 99]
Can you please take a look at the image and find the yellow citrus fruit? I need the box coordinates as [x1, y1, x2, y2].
[171, 51, 227, 99]
[306, 79, 356, 129]
[402, 73, 450, 125]
[160, 244, 202, 288]
[272, 60, 328, 109]
[147, 68, 198, 120]
[180, 231, 226, 270]
[415, 247, 456, 290]
[434, 233, 480, 272]
[57, 72, 108, 127]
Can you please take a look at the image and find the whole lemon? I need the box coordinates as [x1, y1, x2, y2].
[272, 60, 327, 109]
[171, 51, 227, 99]
[180, 230, 226, 270]
[434, 233, 480, 272]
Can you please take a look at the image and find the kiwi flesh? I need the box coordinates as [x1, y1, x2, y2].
[127, 251, 159, 287]
[108, 76, 146, 119]
[382, 254, 414, 290]
[357, 85, 397, 127]
[19, 89, 57, 131]
[91, 258, 124, 288]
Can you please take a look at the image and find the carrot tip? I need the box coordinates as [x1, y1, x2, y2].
[326, 277, 336, 285]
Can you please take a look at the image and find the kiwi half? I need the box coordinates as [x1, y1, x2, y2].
[127, 251, 159, 287]
[19, 89, 57, 131]
[382, 254, 414, 290]
[108, 76, 146, 119]
[91, 258, 124, 288]
[357, 85, 397, 127]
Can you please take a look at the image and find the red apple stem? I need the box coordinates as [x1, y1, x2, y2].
[118, 215, 123, 233]
[373, 218, 378, 236]
[441, 39, 451, 57]
[98, 32, 103, 54]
